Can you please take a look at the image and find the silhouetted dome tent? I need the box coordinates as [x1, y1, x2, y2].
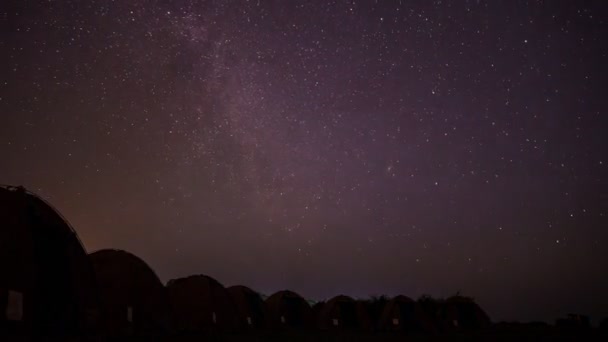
[441, 296, 490, 331]
[89, 249, 171, 337]
[167, 275, 239, 333]
[378, 295, 435, 333]
[227, 285, 266, 329]
[316, 295, 372, 331]
[0, 185, 100, 337]
[265, 290, 312, 329]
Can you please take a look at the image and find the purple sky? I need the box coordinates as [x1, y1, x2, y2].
[1, 0, 607, 323]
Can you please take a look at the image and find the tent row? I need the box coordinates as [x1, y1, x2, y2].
[0, 185, 491, 339]
[69, 250, 493, 337]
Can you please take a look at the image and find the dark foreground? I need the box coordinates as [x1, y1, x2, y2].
[175, 330, 604, 342]
[4, 329, 608, 342]
[165, 330, 606, 342]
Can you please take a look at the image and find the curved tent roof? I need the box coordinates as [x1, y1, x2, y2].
[167, 274, 239, 333]
[0, 185, 100, 336]
[265, 290, 312, 329]
[227, 285, 266, 330]
[316, 295, 372, 331]
[440, 296, 491, 331]
[89, 249, 171, 337]
[378, 295, 435, 333]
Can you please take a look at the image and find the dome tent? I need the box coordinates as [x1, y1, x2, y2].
[0, 185, 100, 337]
[316, 295, 372, 331]
[265, 290, 312, 329]
[167, 274, 239, 333]
[227, 285, 266, 330]
[440, 295, 491, 331]
[89, 249, 171, 338]
[378, 295, 435, 333]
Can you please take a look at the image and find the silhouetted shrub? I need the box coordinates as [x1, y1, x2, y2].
[555, 314, 590, 330]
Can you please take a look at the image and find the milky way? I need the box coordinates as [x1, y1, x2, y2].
[1, 0, 607, 323]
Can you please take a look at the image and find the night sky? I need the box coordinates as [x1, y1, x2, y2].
[2, 0, 607, 323]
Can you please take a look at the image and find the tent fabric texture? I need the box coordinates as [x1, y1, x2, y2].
[0, 185, 100, 337]
[265, 290, 312, 329]
[167, 275, 239, 333]
[89, 249, 171, 337]
[378, 295, 435, 333]
[316, 295, 372, 331]
[227, 285, 266, 330]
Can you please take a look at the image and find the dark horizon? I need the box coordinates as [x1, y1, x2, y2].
[1, 0, 607, 325]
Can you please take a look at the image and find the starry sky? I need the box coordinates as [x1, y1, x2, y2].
[1, 0, 607, 323]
